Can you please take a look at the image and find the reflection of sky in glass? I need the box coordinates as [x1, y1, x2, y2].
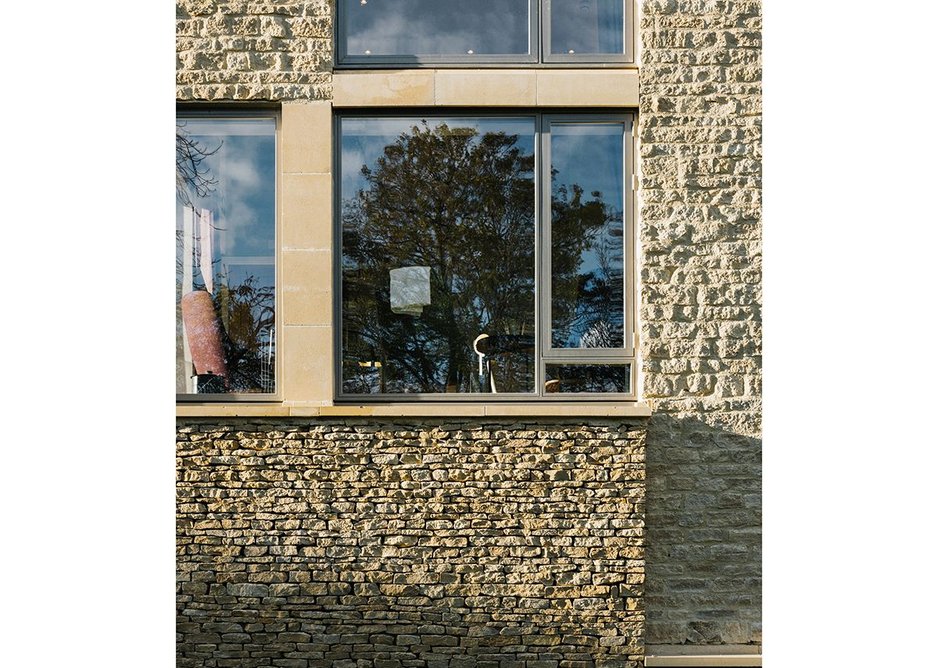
[340, 117, 536, 394]
[176, 119, 276, 261]
[342, 0, 530, 56]
[341, 117, 535, 205]
[550, 122, 624, 349]
[551, 0, 624, 54]
[176, 118, 276, 394]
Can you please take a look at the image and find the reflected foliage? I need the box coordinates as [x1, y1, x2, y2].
[342, 120, 625, 394]
[545, 364, 630, 393]
[215, 276, 276, 393]
[550, 181, 624, 348]
[343, 123, 535, 393]
[176, 121, 276, 394]
[175, 122, 221, 208]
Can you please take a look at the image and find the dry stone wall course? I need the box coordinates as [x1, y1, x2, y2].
[177, 419, 647, 665]
[639, 0, 762, 648]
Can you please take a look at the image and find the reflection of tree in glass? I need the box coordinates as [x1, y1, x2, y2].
[550, 181, 624, 349]
[546, 364, 629, 393]
[175, 123, 274, 393]
[343, 122, 536, 393]
[216, 276, 275, 392]
[175, 122, 221, 208]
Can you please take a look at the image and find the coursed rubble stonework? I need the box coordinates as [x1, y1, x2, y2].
[176, 0, 333, 101]
[639, 0, 762, 648]
[175, 0, 764, 658]
[177, 420, 646, 666]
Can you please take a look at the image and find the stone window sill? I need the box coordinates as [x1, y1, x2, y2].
[176, 402, 652, 418]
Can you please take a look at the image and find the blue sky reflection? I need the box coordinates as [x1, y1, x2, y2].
[342, 0, 530, 56]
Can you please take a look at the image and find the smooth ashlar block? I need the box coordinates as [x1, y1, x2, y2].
[281, 173, 332, 251]
[281, 102, 333, 173]
[332, 71, 435, 107]
[282, 250, 332, 326]
[536, 70, 639, 106]
[281, 325, 333, 403]
[434, 70, 536, 106]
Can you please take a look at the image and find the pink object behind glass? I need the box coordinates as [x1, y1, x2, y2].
[181, 290, 228, 382]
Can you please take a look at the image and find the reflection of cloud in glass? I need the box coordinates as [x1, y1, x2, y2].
[211, 147, 264, 256]
[550, 123, 625, 349]
[551, 123, 622, 199]
[341, 146, 366, 185]
[176, 117, 277, 395]
[179, 122, 276, 258]
[550, 0, 623, 54]
[344, 0, 529, 55]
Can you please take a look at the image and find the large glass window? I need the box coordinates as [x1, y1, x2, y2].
[336, 0, 631, 65]
[338, 114, 633, 398]
[548, 122, 625, 351]
[546, 0, 627, 60]
[175, 115, 277, 397]
[339, 0, 533, 63]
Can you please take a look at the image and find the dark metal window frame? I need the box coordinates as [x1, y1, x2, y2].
[541, 114, 635, 363]
[542, 0, 634, 64]
[334, 110, 636, 402]
[175, 107, 281, 403]
[335, 0, 634, 68]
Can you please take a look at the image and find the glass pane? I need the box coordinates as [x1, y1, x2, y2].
[550, 0, 624, 55]
[341, 0, 530, 59]
[176, 117, 276, 394]
[545, 364, 630, 393]
[550, 122, 625, 349]
[341, 117, 536, 394]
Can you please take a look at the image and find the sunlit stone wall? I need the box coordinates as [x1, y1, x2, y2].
[174, 0, 764, 658]
[639, 0, 762, 650]
[177, 419, 646, 666]
[176, 0, 333, 100]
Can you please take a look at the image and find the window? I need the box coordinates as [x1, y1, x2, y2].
[175, 114, 277, 398]
[336, 0, 633, 66]
[338, 113, 634, 398]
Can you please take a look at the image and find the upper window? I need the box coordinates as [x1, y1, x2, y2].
[338, 113, 634, 399]
[175, 114, 277, 398]
[336, 0, 633, 66]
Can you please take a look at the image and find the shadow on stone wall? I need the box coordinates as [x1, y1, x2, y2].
[177, 419, 646, 666]
[177, 593, 642, 667]
[643, 413, 761, 647]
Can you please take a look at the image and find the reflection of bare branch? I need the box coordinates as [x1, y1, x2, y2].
[176, 122, 221, 207]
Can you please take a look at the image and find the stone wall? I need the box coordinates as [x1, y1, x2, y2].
[638, 0, 762, 648]
[175, 0, 764, 656]
[176, 0, 333, 100]
[177, 419, 646, 666]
